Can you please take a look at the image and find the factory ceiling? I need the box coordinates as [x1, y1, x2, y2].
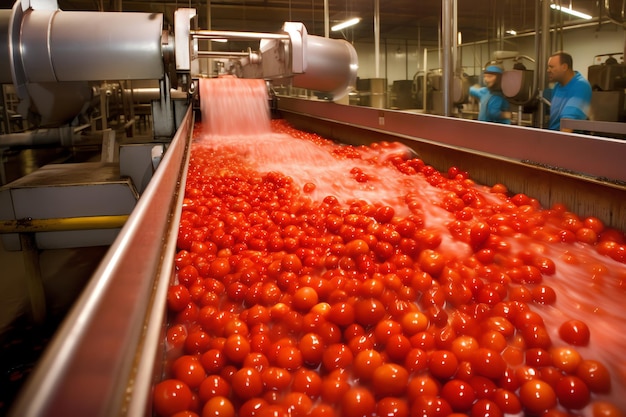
[0, 0, 615, 46]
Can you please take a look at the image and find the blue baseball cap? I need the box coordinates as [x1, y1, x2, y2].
[484, 65, 503, 74]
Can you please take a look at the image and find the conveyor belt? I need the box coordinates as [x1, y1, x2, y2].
[7, 98, 626, 416]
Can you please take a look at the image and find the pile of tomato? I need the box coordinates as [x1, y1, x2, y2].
[154, 119, 626, 417]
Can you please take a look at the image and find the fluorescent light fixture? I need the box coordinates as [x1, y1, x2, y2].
[505, 29, 517, 35]
[331, 17, 361, 32]
[211, 39, 228, 43]
[550, 4, 592, 20]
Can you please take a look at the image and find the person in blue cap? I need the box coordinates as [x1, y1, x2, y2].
[469, 64, 511, 124]
[546, 51, 592, 131]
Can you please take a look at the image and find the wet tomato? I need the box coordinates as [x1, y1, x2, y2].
[231, 367, 263, 400]
[371, 363, 409, 397]
[376, 397, 409, 417]
[341, 387, 376, 417]
[202, 395, 235, 417]
[198, 374, 231, 402]
[441, 379, 476, 412]
[171, 355, 207, 389]
[519, 379, 557, 414]
[153, 379, 193, 417]
[576, 359, 611, 393]
[352, 349, 383, 381]
[555, 375, 590, 410]
[558, 319, 590, 346]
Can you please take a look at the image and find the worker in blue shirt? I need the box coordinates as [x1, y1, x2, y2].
[546, 51, 592, 131]
[469, 65, 511, 124]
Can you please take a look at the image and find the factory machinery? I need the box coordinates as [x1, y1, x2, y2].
[0, 0, 625, 415]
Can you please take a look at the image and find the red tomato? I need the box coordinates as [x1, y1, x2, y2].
[223, 333, 251, 364]
[153, 379, 193, 417]
[555, 375, 590, 410]
[550, 347, 582, 374]
[168, 285, 192, 312]
[373, 319, 403, 345]
[322, 343, 353, 372]
[292, 286, 319, 311]
[167, 323, 188, 354]
[384, 333, 412, 362]
[184, 330, 211, 354]
[519, 380, 557, 414]
[441, 379, 476, 412]
[238, 398, 268, 417]
[198, 374, 231, 402]
[299, 332, 324, 366]
[202, 396, 234, 417]
[576, 359, 612, 393]
[428, 349, 460, 380]
[327, 302, 356, 327]
[200, 349, 226, 374]
[171, 355, 207, 389]
[410, 395, 453, 417]
[407, 375, 440, 402]
[531, 285, 557, 305]
[353, 298, 386, 327]
[376, 397, 408, 417]
[352, 349, 383, 381]
[371, 363, 409, 397]
[261, 366, 292, 391]
[341, 387, 376, 417]
[470, 399, 503, 417]
[231, 367, 263, 400]
[320, 371, 351, 403]
[558, 319, 590, 346]
[400, 311, 429, 335]
[290, 368, 322, 398]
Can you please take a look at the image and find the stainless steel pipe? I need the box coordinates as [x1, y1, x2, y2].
[15, 8, 164, 82]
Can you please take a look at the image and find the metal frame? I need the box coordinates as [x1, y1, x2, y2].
[278, 97, 626, 231]
[8, 107, 194, 417]
[278, 97, 626, 183]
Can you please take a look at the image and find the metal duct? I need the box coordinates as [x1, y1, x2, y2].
[291, 35, 358, 100]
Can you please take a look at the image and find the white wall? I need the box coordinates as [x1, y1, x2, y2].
[352, 22, 625, 84]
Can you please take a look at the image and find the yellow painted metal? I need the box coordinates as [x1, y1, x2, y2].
[0, 215, 129, 233]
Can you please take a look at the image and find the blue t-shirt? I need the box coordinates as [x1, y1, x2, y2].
[548, 71, 592, 130]
[469, 86, 511, 124]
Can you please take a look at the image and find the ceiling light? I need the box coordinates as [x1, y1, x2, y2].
[331, 17, 361, 32]
[505, 29, 517, 35]
[550, 4, 592, 20]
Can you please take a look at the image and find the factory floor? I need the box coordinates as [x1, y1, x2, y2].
[0, 146, 112, 415]
[0, 241, 109, 415]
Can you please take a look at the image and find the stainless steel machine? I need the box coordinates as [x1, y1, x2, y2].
[0, 0, 358, 252]
[1, 0, 626, 416]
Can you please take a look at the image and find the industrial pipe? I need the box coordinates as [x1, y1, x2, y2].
[12, 7, 164, 82]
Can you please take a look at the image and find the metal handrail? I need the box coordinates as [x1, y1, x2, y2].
[9, 107, 194, 417]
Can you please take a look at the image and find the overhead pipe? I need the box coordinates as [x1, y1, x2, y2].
[374, 0, 380, 78]
[537, 0, 551, 128]
[324, 0, 329, 38]
[442, 0, 454, 116]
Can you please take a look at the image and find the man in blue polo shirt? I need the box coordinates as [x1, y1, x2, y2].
[546, 51, 592, 131]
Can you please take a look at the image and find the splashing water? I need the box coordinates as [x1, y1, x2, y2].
[196, 77, 626, 414]
[198, 77, 470, 256]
